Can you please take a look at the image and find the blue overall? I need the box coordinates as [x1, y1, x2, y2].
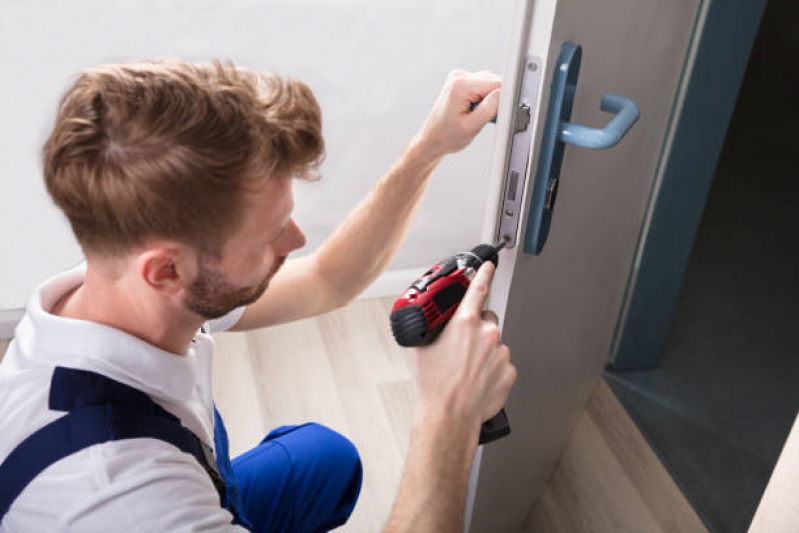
[0, 366, 362, 532]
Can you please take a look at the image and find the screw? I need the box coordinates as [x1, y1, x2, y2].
[504, 209, 514, 217]
[528, 63, 537, 72]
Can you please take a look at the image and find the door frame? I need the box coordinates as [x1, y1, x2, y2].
[610, 0, 766, 371]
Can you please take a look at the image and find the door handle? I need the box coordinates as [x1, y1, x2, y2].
[560, 93, 639, 149]
[524, 42, 641, 255]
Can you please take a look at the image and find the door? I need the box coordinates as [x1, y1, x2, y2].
[469, 0, 703, 530]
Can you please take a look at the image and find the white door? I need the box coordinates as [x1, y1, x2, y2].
[470, 0, 703, 530]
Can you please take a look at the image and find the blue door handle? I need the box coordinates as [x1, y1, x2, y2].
[524, 42, 641, 255]
[560, 93, 640, 149]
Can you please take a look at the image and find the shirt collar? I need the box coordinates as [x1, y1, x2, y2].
[16, 262, 198, 405]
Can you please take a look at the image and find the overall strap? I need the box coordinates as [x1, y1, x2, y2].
[0, 366, 239, 526]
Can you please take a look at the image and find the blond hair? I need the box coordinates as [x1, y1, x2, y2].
[43, 59, 323, 257]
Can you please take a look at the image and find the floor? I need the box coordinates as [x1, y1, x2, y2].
[212, 297, 415, 532]
[606, 2, 799, 531]
[525, 380, 706, 533]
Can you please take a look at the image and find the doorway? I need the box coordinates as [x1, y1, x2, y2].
[606, 0, 799, 530]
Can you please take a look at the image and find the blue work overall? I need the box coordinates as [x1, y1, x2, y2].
[0, 366, 362, 532]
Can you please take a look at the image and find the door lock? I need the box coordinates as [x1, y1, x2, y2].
[496, 56, 543, 248]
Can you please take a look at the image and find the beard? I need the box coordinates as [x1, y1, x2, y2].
[184, 254, 286, 320]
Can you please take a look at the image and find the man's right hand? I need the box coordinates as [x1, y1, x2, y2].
[385, 262, 517, 532]
[412, 260, 517, 441]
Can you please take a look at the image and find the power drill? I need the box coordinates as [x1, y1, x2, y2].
[389, 241, 511, 444]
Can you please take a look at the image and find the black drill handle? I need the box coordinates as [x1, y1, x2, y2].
[479, 408, 510, 444]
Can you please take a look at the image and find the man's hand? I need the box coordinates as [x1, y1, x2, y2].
[413, 260, 516, 438]
[416, 70, 502, 160]
[385, 261, 516, 533]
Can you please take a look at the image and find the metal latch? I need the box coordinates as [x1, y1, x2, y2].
[514, 104, 531, 134]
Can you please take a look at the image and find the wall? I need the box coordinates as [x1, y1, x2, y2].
[0, 0, 513, 313]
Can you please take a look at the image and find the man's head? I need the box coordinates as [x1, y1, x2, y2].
[181, 174, 306, 319]
[43, 59, 322, 318]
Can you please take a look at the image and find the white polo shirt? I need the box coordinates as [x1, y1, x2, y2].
[0, 263, 248, 532]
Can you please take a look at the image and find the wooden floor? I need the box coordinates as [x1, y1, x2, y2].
[525, 379, 707, 533]
[212, 297, 415, 532]
[0, 297, 707, 532]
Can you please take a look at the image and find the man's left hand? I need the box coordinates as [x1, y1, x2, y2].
[415, 70, 501, 159]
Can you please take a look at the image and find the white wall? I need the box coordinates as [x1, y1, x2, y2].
[0, 0, 513, 311]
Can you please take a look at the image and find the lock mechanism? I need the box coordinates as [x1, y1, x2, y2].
[495, 55, 543, 249]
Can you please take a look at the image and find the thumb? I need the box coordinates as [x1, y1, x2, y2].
[458, 261, 495, 317]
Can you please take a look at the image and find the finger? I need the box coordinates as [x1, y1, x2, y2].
[472, 88, 501, 124]
[462, 76, 502, 102]
[481, 309, 499, 325]
[471, 70, 501, 83]
[459, 261, 495, 315]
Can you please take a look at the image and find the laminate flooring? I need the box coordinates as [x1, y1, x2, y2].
[212, 297, 415, 532]
[525, 379, 707, 533]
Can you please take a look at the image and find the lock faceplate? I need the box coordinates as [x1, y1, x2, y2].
[496, 55, 542, 248]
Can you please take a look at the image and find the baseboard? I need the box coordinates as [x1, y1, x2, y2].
[0, 309, 24, 340]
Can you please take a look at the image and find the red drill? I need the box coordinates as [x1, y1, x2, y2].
[390, 241, 510, 444]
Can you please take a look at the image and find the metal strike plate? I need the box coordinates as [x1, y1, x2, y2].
[496, 55, 542, 248]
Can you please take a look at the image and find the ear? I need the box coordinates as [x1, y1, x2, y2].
[136, 244, 196, 297]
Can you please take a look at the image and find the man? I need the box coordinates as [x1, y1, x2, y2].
[0, 59, 516, 532]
